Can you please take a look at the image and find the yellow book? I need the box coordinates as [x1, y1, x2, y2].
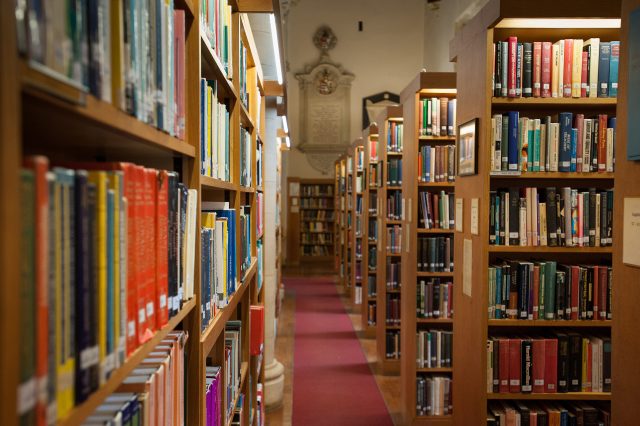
[572, 39, 583, 98]
[111, 0, 125, 110]
[581, 338, 591, 392]
[201, 212, 216, 228]
[88, 171, 108, 384]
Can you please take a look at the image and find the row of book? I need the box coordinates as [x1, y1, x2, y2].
[386, 190, 403, 220]
[486, 334, 611, 394]
[487, 401, 610, 426]
[354, 286, 363, 305]
[367, 303, 377, 326]
[301, 185, 334, 196]
[302, 246, 332, 256]
[83, 331, 187, 425]
[386, 331, 401, 359]
[302, 210, 334, 220]
[201, 79, 231, 180]
[386, 259, 401, 290]
[299, 199, 333, 208]
[368, 221, 378, 241]
[300, 234, 333, 244]
[386, 294, 401, 325]
[419, 98, 457, 137]
[201, 0, 233, 77]
[387, 122, 404, 152]
[200, 206, 238, 331]
[239, 40, 248, 107]
[417, 279, 453, 319]
[239, 206, 252, 276]
[493, 38, 619, 98]
[490, 112, 616, 173]
[386, 226, 402, 254]
[20, 158, 197, 423]
[302, 222, 332, 233]
[416, 376, 452, 416]
[356, 149, 365, 170]
[419, 190, 455, 230]
[387, 158, 403, 186]
[369, 163, 383, 188]
[488, 261, 612, 321]
[240, 127, 252, 187]
[225, 322, 243, 419]
[368, 248, 377, 270]
[417, 236, 454, 272]
[256, 141, 263, 189]
[489, 187, 614, 247]
[417, 330, 453, 368]
[368, 192, 378, 214]
[19, 1, 188, 139]
[418, 145, 456, 183]
[369, 138, 379, 162]
[367, 276, 377, 298]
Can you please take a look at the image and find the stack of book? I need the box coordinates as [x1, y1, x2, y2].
[225, 321, 243, 419]
[419, 191, 455, 230]
[419, 98, 457, 136]
[416, 376, 452, 416]
[417, 279, 453, 319]
[489, 187, 614, 247]
[486, 335, 611, 393]
[386, 259, 401, 290]
[490, 112, 616, 173]
[206, 366, 222, 426]
[20, 157, 197, 421]
[416, 330, 453, 368]
[386, 190, 402, 220]
[386, 226, 402, 254]
[386, 330, 401, 359]
[200, 79, 231, 181]
[488, 261, 612, 321]
[386, 158, 403, 185]
[385, 294, 401, 325]
[418, 145, 456, 183]
[201, 0, 233, 77]
[488, 401, 610, 425]
[492, 38, 620, 98]
[417, 237, 454, 272]
[387, 122, 404, 152]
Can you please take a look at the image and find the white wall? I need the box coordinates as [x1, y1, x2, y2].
[284, 0, 426, 178]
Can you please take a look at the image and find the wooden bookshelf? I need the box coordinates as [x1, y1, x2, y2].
[351, 139, 366, 307]
[375, 106, 404, 375]
[344, 152, 355, 300]
[400, 72, 457, 425]
[0, 2, 272, 424]
[449, 1, 620, 422]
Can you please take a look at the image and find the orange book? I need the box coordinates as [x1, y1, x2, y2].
[250, 306, 265, 356]
[23, 156, 49, 426]
[134, 165, 148, 343]
[143, 169, 157, 335]
[156, 171, 169, 328]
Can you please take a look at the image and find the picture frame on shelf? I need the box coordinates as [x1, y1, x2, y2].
[457, 117, 479, 177]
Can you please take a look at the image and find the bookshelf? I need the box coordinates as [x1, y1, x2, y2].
[449, 0, 619, 423]
[335, 156, 348, 287]
[376, 106, 404, 375]
[351, 139, 366, 307]
[361, 124, 379, 337]
[400, 72, 457, 425]
[345, 152, 355, 300]
[1, 1, 272, 425]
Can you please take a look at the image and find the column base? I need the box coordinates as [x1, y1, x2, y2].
[264, 358, 285, 409]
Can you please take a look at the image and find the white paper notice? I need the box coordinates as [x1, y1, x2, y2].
[623, 197, 640, 267]
[471, 198, 479, 236]
[463, 238, 472, 297]
[455, 198, 463, 232]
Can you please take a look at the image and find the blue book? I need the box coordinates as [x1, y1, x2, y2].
[532, 121, 540, 172]
[527, 121, 534, 170]
[398, 158, 403, 184]
[447, 99, 455, 136]
[598, 42, 611, 98]
[507, 111, 519, 171]
[425, 147, 431, 181]
[107, 189, 115, 359]
[609, 41, 620, 97]
[570, 128, 578, 172]
[558, 112, 573, 172]
[495, 267, 503, 318]
[204, 229, 212, 326]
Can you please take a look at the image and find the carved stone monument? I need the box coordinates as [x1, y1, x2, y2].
[295, 26, 354, 174]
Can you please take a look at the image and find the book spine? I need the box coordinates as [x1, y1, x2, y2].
[533, 42, 542, 97]
[598, 42, 611, 97]
[507, 37, 517, 97]
[522, 42, 533, 97]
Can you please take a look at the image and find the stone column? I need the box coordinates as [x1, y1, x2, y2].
[264, 103, 285, 408]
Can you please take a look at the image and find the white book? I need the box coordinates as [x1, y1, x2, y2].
[584, 38, 600, 98]
[572, 39, 583, 97]
[185, 189, 197, 301]
[552, 42, 560, 98]
[520, 200, 527, 246]
[558, 40, 565, 98]
[606, 128, 615, 172]
[550, 123, 560, 172]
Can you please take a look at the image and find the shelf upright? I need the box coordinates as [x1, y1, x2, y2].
[351, 138, 366, 307]
[345, 151, 355, 301]
[375, 105, 404, 375]
[400, 71, 457, 425]
[362, 123, 379, 337]
[449, 1, 619, 423]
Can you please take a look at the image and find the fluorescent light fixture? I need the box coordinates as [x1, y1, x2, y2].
[495, 18, 620, 29]
[282, 116, 288, 133]
[270, 14, 283, 85]
[285, 137, 291, 148]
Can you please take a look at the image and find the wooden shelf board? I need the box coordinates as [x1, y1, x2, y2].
[200, 32, 238, 100]
[386, 325, 401, 329]
[20, 61, 196, 159]
[59, 299, 196, 426]
[418, 182, 455, 188]
[416, 367, 453, 373]
[490, 171, 615, 180]
[386, 219, 403, 224]
[489, 246, 613, 254]
[387, 151, 404, 156]
[417, 229, 454, 234]
[488, 319, 611, 327]
[418, 136, 456, 141]
[416, 318, 453, 324]
[387, 185, 403, 189]
[201, 278, 250, 355]
[413, 415, 452, 425]
[386, 252, 402, 257]
[240, 185, 255, 193]
[201, 175, 237, 191]
[492, 97, 617, 107]
[487, 392, 611, 401]
[416, 272, 454, 278]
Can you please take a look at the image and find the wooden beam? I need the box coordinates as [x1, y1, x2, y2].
[264, 80, 284, 97]
[237, 0, 273, 12]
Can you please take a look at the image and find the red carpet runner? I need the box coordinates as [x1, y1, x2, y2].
[287, 276, 394, 426]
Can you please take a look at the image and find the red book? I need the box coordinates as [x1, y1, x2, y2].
[509, 338, 522, 393]
[599, 266, 608, 319]
[598, 114, 608, 171]
[134, 165, 148, 342]
[563, 39, 573, 97]
[544, 339, 558, 393]
[532, 339, 546, 393]
[23, 156, 49, 425]
[174, 10, 186, 140]
[541, 42, 552, 97]
[250, 306, 265, 356]
[144, 168, 157, 334]
[533, 42, 542, 97]
[581, 51, 588, 98]
[499, 338, 510, 393]
[507, 36, 518, 97]
[570, 265, 580, 320]
[156, 171, 169, 328]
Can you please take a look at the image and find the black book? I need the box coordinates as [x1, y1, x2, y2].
[167, 172, 179, 316]
[86, 182, 100, 394]
[518, 262, 529, 319]
[557, 333, 570, 393]
[592, 119, 599, 172]
[580, 267, 588, 319]
[499, 192, 506, 244]
[586, 267, 594, 319]
[516, 42, 523, 96]
[556, 270, 566, 320]
[509, 260, 519, 319]
[606, 189, 614, 246]
[495, 42, 503, 97]
[520, 339, 533, 393]
[509, 188, 520, 245]
[522, 42, 533, 97]
[588, 188, 597, 246]
[492, 339, 500, 393]
[568, 333, 583, 392]
[489, 191, 496, 245]
[515, 401, 531, 426]
[603, 337, 612, 392]
[600, 190, 608, 246]
[607, 268, 613, 320]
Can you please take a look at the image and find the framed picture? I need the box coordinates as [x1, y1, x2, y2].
[457, 118, 479, 177]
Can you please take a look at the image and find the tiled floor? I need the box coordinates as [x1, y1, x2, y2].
[266, 264, 402, 426]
